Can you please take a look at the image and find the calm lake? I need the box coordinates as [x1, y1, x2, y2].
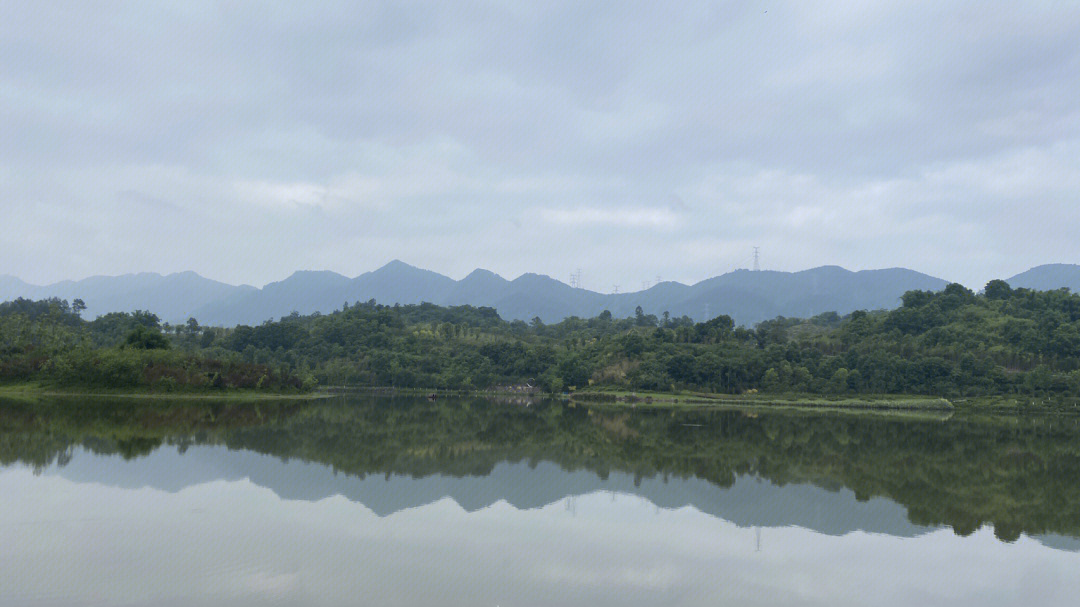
[2, 395, 1079, 606]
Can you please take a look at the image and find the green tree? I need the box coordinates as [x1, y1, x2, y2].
[125, 325, 170, 350]
[984, 280, 1012, 301]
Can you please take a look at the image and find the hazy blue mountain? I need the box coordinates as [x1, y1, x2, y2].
[670, 266, 949, 323]
[1007, 264, 1080, 292]
[12, 261, 1066, 327]
[349, 259, 457, 305]
[491, 266, 947, 325]
[0, 271, 255, 324]
[184, 263, 949, 326]
[441, 268, 512, 306]
[0, 275, 34, 301]
[190, 261, 461, 325]
[192, 270, 352, 325]
[488, 273, 608, 321]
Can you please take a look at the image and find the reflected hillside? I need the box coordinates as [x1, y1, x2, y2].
[2, 396, 1079, 543]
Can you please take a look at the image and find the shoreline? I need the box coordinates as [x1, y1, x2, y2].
[3, 383, 1078, 413]
[567, 390, 954, 410]
[0, 383, 328, 402]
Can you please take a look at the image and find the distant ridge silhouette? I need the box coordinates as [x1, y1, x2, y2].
[3, 261, 1076, 327]
[1006, 264, 1080, 292]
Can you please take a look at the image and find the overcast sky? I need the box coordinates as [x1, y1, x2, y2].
[2, 1, 1079, 289]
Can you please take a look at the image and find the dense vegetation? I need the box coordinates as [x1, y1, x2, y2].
[2, 278, 1080, 397]
[0, 298, 310, 392]
[2, 396, 1078, 542]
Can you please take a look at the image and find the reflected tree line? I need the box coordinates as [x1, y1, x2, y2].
[2, 396, 1079, 542]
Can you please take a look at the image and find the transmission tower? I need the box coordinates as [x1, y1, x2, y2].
[753, 247, 761, 272]
[613, 284, 619, 294]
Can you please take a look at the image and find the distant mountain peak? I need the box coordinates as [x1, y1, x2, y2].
[464, 268, 501, 279]
[379, 259, 419, 271]
[512, 272, 569, 287]
[289, 269, 348, 277]
[269, 270, 350, 286]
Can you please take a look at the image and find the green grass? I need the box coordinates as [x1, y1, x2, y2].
[950, 394, 1080, 413]
[9, 379, 1078, 414]
[0, 381, 328, 402]
[570, 388, 954, 410]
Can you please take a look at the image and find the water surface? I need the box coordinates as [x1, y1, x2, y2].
[2, 396, 1079, 605]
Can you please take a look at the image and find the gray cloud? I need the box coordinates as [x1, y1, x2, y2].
[1, 1, 1078, 289]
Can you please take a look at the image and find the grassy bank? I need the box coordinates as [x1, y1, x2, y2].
[9, 381, 1080, 414]
[0, 381, 326, 402]
[949, 395, 1080, 414]
[569, 388, 954, 410]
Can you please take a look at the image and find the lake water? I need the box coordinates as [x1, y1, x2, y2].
[2, 395, 1079, 606]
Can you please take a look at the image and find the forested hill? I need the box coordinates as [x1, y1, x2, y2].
[3, 279, 1080, 399]
[1, 262, 951, 326]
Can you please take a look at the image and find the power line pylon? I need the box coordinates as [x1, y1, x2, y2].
[569, 269, 582, 289]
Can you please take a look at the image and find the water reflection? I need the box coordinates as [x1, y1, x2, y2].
[3, 395, 1078, 543]
[4, 396, 1080, 606]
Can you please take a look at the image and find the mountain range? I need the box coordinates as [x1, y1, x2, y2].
[2, 262, 1078, 327]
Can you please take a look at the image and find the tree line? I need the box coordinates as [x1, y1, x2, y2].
[2, 279, 1080, 396]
